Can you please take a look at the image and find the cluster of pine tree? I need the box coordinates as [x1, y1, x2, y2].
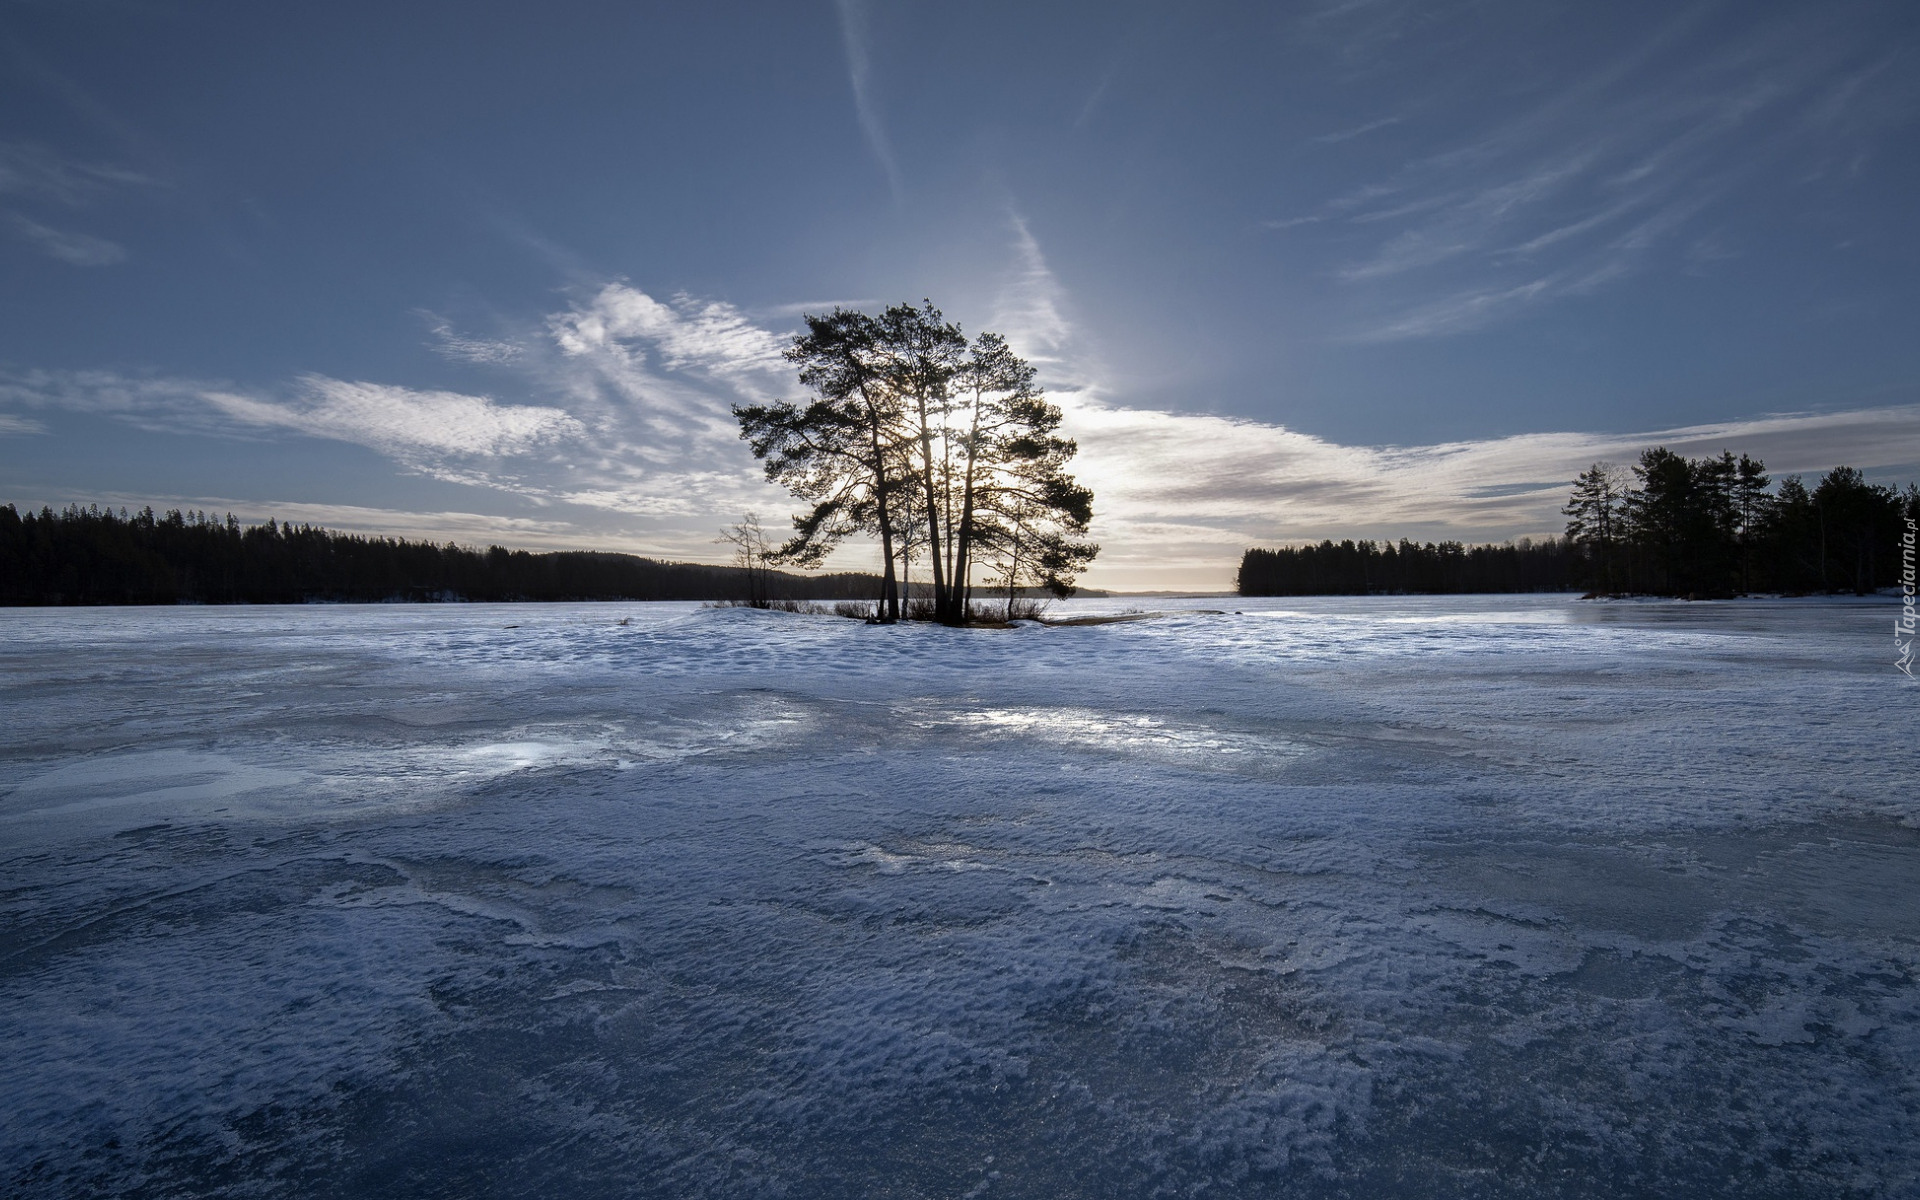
[1238, 537, 1576, 596]
[1563, 450, 1917, 596]
[0, 504, 880, 606]
[1239, 450, 1917, 598]
[735, 302, 1096, 624]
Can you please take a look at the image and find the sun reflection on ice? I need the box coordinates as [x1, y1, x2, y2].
[942, 707, 1311, 762]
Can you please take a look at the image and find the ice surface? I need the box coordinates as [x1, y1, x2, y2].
[1, 595, 1915, 1197]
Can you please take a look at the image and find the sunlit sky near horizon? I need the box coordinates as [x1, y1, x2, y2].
[3, 0, 1918, 590]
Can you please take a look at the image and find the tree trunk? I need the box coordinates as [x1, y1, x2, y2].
[1818, 510, 1828, 592]
[868, 423, 899, 622]
[1004, 532, 1023, 622]
[916, 408, 949, 622]
[953, 391, 985, 624]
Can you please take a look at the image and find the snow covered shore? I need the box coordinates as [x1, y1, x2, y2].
[2, 596, 1914, 1197]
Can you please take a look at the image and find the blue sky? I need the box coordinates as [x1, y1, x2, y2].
[2, 0, 1917, 588]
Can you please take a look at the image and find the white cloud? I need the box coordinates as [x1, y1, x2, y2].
[0, 412, 46, 435]
[526, 286, 798, 522]
[551, 284, 789, 383]
[202, 377, 585, 461]
[424, 315, 525, 365]
[0, 368, 590, 477]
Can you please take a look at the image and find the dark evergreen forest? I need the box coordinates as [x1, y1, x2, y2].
[0, 504, 881, 606]
[1560, 454, 1916, 597]
[1238, 537, 1577, 596]
[1240, 454, 1919, 598]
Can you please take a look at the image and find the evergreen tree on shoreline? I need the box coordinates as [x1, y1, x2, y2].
[1240, 451, 1913, 598]
[1562, 463, 1627, 592]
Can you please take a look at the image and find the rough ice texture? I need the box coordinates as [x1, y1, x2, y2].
[1, 595, 1914, 1198]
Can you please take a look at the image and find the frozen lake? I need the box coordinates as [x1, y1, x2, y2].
[2, 595, 1915, 1198]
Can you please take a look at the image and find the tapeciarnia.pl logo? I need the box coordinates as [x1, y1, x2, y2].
[1899, 516, 1916, 678]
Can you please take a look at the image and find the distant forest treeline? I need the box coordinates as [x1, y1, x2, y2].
[0, 504, 882, 605]
[1238, 538, 1577, 596]
[1241, 454, 1919, 598]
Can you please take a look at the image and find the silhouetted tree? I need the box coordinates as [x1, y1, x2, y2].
[737, 302, 1097, 624]
[1813, 466, 1902, 595]
[1763, 476, 1821, 593]
[716, 513, 774, 606]
[1563, 462, 1628, 592]
[878, 302, 969, 621]
[735, 309, 909, 620]
[1624, 448, 1703, 594]
[1732, 455, 1772, 594]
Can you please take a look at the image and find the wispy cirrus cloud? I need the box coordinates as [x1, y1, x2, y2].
[1313, 114, 1403, 144]
[1273, 4, 1917, 341]
[0, 141, 149, 266]
[991, 214, 1075, 370]
[0, 368, 222, 428]
[833, 0, 902, 200]
[4, 212, 125, 266]
[0, 141, 149, 204]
